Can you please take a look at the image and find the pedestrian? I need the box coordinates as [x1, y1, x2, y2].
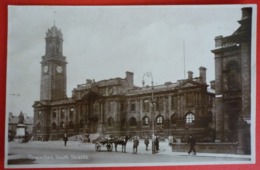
[133, 136, 139, 154]
[63, 133, 68, 147]
[155, 135, 159, 152]
[144, 136, 149, 151]
[187, 135, 196, 155]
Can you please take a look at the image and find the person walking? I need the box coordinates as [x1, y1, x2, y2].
[144, 136, 149, 151]
[187, 135, 196, 155]
[133, 136, 139, 154]
[155, 135, 159, 152]
[63, 133, 68, 147]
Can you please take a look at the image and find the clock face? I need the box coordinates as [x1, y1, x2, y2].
[56, 66, 63, 73]
[43, 65, 48, 73]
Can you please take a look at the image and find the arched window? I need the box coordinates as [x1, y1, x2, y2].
[186, 113, 195, 124]
[142, 116, 149, 125]
[156, 115, 163, 125]
[129, 117, 137, 127]
[107, 117, 114, 127]
[60, 121, 65, 129]
[52, 122, 57, 130]
[171, 114, 177, 124]
[69, 121, 74, 129]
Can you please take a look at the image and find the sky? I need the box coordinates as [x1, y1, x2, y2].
[6, 5, 249, 117]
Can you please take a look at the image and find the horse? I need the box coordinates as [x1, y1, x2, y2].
[114, 136, 129, 152]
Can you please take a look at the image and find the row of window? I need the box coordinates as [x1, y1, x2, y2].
[108, 113, 195, 127]
[129, 95, 203, 112]
[36, 113, 196, 130]
[37, 108, 75, 120]
[37, 94, 209, 121]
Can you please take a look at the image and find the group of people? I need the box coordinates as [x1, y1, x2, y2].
[133, 135, 160, 154]
[63, 133, 197, 155]
[134, 134, 197, 155]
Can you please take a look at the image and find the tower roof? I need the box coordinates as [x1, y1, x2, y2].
[46, 25, 63, 38]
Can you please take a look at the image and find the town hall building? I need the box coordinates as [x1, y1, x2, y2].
[33, 25, 215, 142]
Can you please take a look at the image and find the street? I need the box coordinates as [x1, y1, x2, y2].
[6, 139, 251, 168]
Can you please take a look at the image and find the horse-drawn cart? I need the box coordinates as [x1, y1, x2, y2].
[93, 136, 114, 152]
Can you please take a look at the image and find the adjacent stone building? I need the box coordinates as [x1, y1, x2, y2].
[33, 25, 215, 142]
[211, 7, 252, 154]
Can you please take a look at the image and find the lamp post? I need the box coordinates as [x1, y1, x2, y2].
[142, 72, 155, 154]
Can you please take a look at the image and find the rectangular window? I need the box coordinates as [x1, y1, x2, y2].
[80, 105, 83, 117]
[94, 103, 100, 113]
[109, 101, 114, 112]
[52, 110, 57, 118]
[120, 102, 124, 111]
[143, 99, 149, 112]
[69, 108, 74, 119]
[38, 111, 41, 120]
[172, 96, 178, 110]
[61, 109, 65, 119]
[187, 93, 194, 106]
[130, 101, 136, 112]
[156, 97, 164, 111]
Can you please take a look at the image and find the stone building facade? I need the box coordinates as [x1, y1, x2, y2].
[211, 7, 252, 154]
[33, 25, 215, 142]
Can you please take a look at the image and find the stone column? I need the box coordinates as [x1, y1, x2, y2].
[241, 42, 251, 120]
[214, 52, 224, 142]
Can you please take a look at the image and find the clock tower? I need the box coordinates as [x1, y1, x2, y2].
[40, 25, 67, 100]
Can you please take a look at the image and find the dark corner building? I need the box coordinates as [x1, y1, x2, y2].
[33, 7, 252, 155]
[211, 7, 252, 154]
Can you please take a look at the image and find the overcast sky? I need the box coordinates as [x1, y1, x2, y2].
[6, 5, 250, 116]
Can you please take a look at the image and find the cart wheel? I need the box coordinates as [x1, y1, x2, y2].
[95, 143, 101, 152]
[107, 143, 113, 152]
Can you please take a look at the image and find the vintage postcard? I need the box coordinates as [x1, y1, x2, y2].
[5, 4, 257, 168]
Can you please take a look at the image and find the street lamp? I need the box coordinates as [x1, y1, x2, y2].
[142, 72, 156, 154]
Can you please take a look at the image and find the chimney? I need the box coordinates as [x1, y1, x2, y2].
[86, 79, 92, 84]
[125, 71, 134, 88]
[210, 80, 215, 89]
[199, 67, 207, 84]
[241, 7, 252, 19]
[187, 71, 193, 80]
[214, 35, 223, 47]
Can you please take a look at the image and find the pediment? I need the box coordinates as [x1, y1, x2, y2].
[32, 101, 47, 108]
[175, 80, 205, 89]
[182, 82, 196, 88]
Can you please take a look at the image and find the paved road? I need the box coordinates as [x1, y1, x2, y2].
[6, 140, 252, 168]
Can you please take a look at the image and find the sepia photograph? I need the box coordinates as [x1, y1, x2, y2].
[5, 4, 256, 168]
